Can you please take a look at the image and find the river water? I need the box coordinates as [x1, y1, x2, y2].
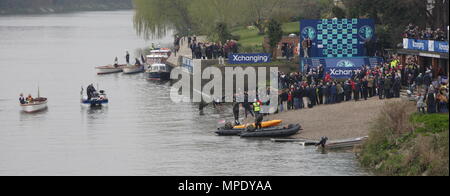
[0, 10, 368, 176]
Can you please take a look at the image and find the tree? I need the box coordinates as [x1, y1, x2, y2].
[266, 19, 283, 57]
[133, 0, 315, 39]
[332, 6, 346, 19]
[341, 0, 448, 48]
[133, 0, 194, 39]
[214, 22, 232, 44]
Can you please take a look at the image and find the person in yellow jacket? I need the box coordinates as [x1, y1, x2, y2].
[253, 99, 263, 130]
[390, 59, 399, 69]
[253, 100, 261, 114]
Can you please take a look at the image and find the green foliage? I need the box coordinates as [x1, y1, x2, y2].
[331, 6, 346, 19]
[266, 19, 283, 55]
[342, 0, 449, 48]
[213, 22, 232, 44]
[411, 114, 449, 134]
[134, 0, 193, 39]
[359, 101, 449, 176]
[230, 21, 298, 52]
[133, 0, 333, 39]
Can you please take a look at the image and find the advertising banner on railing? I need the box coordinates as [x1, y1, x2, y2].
[433, 40, 449, 53]
[403, 38, 449, 53]
[181, 56, 194, 73]
[228, 53, 271, 64]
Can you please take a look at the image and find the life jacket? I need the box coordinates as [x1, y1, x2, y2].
[253, 102, 261, 112]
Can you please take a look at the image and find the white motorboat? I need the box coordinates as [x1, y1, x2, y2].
[145, 54, 169, 69]
[95, 64, 126, 75]
[150, 49, 172, 56]
[146, 63, 171, 81]
[21, 97, 48, 113]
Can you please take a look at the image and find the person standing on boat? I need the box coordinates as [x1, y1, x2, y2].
[140, 54, 146, 66]
[114, 57, 119, 68]
[233, 102, 240, 125]
[253, 99, 263, 130]
[134, 58, 141, 66]
[87, 84, 96, 100]
[253, 99, 261, 115]
[19, 93, 26, 104]
[125, 51, 130, 65]
[243, 91, 254, 118]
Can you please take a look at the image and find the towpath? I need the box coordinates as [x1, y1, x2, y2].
[166, 36, 207, 66]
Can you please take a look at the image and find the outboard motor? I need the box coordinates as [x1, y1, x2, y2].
[316, 137, 329, 148]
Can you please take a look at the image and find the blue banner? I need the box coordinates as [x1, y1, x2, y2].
[300, 19, 375, 58]
[181, 56, 193, 73]
[403, 38, 449, 53]
[325, 67, 357, 78]
[228, 53, 271, 64]
[301, 57, 384, 78]
[403, 38, 429, 51]
[433, 40, 449, 53]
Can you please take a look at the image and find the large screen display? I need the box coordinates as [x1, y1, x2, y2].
[300, 19, 375, 58]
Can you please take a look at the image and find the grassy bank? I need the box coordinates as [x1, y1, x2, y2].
[358, 101, 449, 176]
[230, 21, 300, 52]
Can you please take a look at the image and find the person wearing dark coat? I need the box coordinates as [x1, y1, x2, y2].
[243, 92, 254, 118]
[423, 72, 432, 87]
[393, 77, 401, 98]
[279, 91, 288, 112]
[307, 74, 313, 85]
[427, 93, 437, 113]
[317, 83, 324, 105]
[19, 94, 26, 104]
[125, 51, 130, 64]
[86, 84, 96, 100]
[323, 83, 330, 104]
[299, 86, 305, 108]
[330, 83, 337, 104]
[344, 82, 352, 101]
[233, 102, 240, 125]
[311, 86, 318, 106]
[307, 86, 315, 108]
[354, 80, 361, 101]
[255, 113, 264, 130]
[140, 54, 146, 65]
[384, 77, 392, 99]
[293, 88, 301, 109]
[361, 79, 369, 100]
[378, 77, 385, 99]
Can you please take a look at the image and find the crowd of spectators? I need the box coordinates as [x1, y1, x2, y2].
[403, 23, 447, 41]
[275, 56, 448, 114]
[188, 37, 238, 60]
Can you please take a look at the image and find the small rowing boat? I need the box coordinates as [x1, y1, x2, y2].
[20, 86, 47, 113]
[318, 137, 368, 150]
[21, 97, 47, 113]
[123, 64, 144, 74]
[95, 64, 126, 75]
